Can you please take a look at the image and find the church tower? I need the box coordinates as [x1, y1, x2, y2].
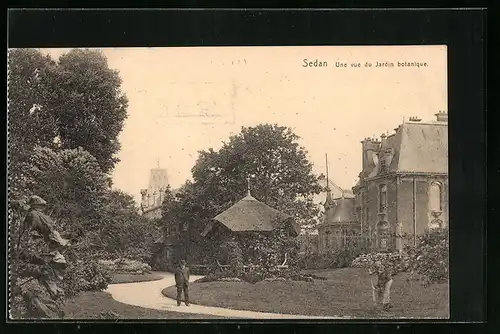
[141, 160, 169, 210]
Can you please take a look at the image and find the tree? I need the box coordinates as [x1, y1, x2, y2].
[191, 124, 322, 226]
[161, 124, 323, 265]
[93, 190, 160, 262]
[45, 49, 129, 173]
[8, 48, 129, 175]
[8, 49, 60, 200]
[8, 48, 132, 318]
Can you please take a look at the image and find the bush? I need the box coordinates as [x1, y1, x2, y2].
[351, 228, 449, 286]
[99, 258, 152, 275]
[298, 247, 365, 270]
[63, 260, 112, 297]
[240, 271, 264, 284]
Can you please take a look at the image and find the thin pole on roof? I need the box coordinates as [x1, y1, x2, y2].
[247, 175, 251, 196]
[325, 153, 329, 191]
[326, 153, 344, 197]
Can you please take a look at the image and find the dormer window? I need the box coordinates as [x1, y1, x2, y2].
[379, 184, 388, 213]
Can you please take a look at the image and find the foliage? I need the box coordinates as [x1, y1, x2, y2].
[158, 124, 322, 265]
[8, 48, 128, 174]
[404, 228, 449, 285]
[62, 260, 112, 297]
[237, 228, 299, 271]
[191, 124, 322, 225]
[23, 146, 109, 233]
[220, 240, 244, 277]
[350, 228, 449, 286]
[8, 48, 134, 318]
[99, 259, 152, 275]
[298, 246, 368, 270]
[92, 191, 160, 263]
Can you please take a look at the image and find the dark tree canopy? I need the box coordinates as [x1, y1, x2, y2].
[191, 124, 322, 224]
[8, 48, 128, 174]
[8, 49, 59, 166]
[160, 124, 323, 265]
[48, 49, 129, 173]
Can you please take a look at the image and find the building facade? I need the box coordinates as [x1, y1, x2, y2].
[352, 112, 449, 251]
[140, 167, 170, 220]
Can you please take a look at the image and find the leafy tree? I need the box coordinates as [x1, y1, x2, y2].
[8, 48, 128, 175]
[23, 146, 109, 235]
[8, 49, 60, 200]
[191, 124, 322, 227]
[45, 49, 128, 173]
[160, 124, 322, 265]
[8, 48, 134, 318]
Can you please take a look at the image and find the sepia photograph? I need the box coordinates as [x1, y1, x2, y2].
[8, 45, 449, 320]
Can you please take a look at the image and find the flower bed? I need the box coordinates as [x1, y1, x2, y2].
[194, 266, 323, 284]
[351, 252, 411, 275]
[99, 258, 152, 275]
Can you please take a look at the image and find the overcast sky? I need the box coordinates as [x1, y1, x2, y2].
[42, 46, 447, 203]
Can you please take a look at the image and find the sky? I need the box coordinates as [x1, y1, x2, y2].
[42, 46, 447, 204]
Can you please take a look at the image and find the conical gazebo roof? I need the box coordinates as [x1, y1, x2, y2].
[201, 193, 300, 237]
[323, 195, 357, 225]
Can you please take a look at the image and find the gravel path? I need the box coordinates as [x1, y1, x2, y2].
[105, 272, 342, 319]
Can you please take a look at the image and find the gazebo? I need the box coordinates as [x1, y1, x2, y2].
[200, 186, 300, 269]
[200, 192, 300, 238]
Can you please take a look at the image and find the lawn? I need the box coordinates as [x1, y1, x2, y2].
[63, 291, 226, 319]
[162, 267, 449, 319]
[111, 272, 163, 284]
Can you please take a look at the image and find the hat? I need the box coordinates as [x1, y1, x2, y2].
[28, 195, 47, 206]
[180, 260, 187, 265]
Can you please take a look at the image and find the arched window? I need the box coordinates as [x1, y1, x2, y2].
[377, 221, 390, 251]
[429, 181, 443, 212]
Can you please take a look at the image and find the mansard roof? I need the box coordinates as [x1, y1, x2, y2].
[364, 120, 448, 179]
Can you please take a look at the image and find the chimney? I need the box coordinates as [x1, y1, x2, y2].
[435, 110, 448, 122]
[380, 132, 387, 144]
[360, 137, 381, 177]
[409, 116, 422, 122]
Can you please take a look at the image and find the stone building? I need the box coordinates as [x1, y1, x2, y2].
[140, 167, 170, 220]
[317, 187, 360, 254]
[352, 111, 449, 251]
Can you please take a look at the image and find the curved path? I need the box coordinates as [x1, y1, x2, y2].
[105, 272, 342, 319]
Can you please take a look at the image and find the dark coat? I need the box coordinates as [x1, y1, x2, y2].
[174, 266, 190, 286]
[377, 268, 393, 287]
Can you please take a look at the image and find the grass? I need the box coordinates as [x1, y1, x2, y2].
[63, 291, 226, 319]
[162, 267, 449, 319]
[110, 272, 164, 284]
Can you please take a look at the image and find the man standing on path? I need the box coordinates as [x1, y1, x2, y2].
[174, 260, 190, 306]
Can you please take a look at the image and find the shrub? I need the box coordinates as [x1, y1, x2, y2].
[63, 260, 112, 297]
[194, 272, 224, 283]
[351, 228, 449, 286]
[99, 258, 152, 275]
[240, 271, 263, 284]
[298, 246, 365, 270]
